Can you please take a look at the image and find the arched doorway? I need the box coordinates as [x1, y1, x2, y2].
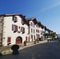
[16, 36, 22, 44]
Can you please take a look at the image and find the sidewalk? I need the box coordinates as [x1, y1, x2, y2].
[20, 40, 47, 50]
[0, 40, 47, 55]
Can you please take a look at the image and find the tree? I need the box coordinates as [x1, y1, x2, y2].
[50, 32, 56, 40]
[43, 33, 51, 38]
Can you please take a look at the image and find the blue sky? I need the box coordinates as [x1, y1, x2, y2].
[0, 0, 60, 34]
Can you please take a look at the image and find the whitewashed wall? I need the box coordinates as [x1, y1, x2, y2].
[29, 21, 35, 41]
[2, 16, 28, 46]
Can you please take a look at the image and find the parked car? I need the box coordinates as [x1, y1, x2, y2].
[47, 38, 52, 42]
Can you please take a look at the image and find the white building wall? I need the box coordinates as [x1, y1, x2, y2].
[45, 30, 49, 33]
[2, 16, 28, 46]
[29, 20, 45, 42]
[29, 21, 35, 41]
[39, 27, 43, 37]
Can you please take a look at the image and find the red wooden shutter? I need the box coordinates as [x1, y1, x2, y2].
[12, 24, 14, 31]
[16, 26, 18, 31]
[24, 28, 25, 33]
[31, 29, 32, 33]
[26, 36, 27, 41]
[7, 37, 11, 42]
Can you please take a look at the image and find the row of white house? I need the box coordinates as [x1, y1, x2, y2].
[0, 14, 53, 46]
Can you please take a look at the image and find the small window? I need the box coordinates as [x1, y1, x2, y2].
[26, 36, 27, 42]
[7, 37, 11, 42]
[31, 22, 34, 27]
[12, 16, 17, 22]
[31, 35, 33, 39]
[21, 27, 25, 34]
[14, 25, 18, 33]
[31, 29, 32, 33]
[33, 29, 35, 33]
[41, 33, 42, 35]
[36, 29, 39, 33]
[21, 20, 24, 25]
[31, 22, 32, 26]
[7, 37, 11, 45]
[18, 26, 21, 33]
[12, 24, 18, 33]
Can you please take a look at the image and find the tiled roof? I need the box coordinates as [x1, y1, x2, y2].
[0, 14, 54, 32]
[0, 14, 23, 16]
[27, 18, 37, 24]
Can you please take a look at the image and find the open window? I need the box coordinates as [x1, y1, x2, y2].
[21, 20, 24, 25]
[12, 16, 17, 22]
[12, 24, 18, 33]
[21, 27, 25, 34]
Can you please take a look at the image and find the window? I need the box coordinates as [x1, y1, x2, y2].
[12, 16, 17, 22]
[34, 35, 35, 40]
[12, 24, 18, 33]
[31, 29, 32, 33]
[26, 36, 27, 42]
[31, 22, 33, 26]
[33, 29, 35, 33]
[28, 28, 30, 34]
[21, 20, 24, 25]
[41, 33, 42, 35]
[31, 35, 33, 39]
[31, 29, 35, 33]
[36, 29, 39, 33]
[7, 37, 11, 43]
[36, 34, 39, 39]
[18, 26, 21, 33]
[21, 27, 25, 34]
[7, 37, 11, 45]
[36, 24, 39, 27]
[31, 22, 34, 27]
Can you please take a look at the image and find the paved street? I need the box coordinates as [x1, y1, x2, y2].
[0, 41, 60, 59]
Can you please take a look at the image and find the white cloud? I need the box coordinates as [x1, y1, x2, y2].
[41, 0, 60, 12]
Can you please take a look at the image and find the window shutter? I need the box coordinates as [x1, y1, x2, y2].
[7, 37, 11, 42]
[12, 24, 14, 31]
[31, 35, 32, 39]
[16, 26, 18, 31]
[31, 29, 32, 33]
[12, 16, 17, 22]
[26, 36, 27, 41]
[23, 28, 25, 33]
[21, 27, 25, 34]
[13, 25, 17, 32]
[14, 25, 18, 32]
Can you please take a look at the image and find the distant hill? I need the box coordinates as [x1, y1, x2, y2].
[57, 34, 60, 38]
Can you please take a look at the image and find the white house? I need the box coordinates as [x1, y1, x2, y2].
[38, 22, 45, 40]
[27, 18, 37, 41]
[0, 14, 29, 46]
[27, 18, 45, 41]
[0, 14, 54, 47]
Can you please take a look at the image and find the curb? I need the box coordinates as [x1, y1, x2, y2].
[20, 40, 47, 50]
[0, 40, 47, 55]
